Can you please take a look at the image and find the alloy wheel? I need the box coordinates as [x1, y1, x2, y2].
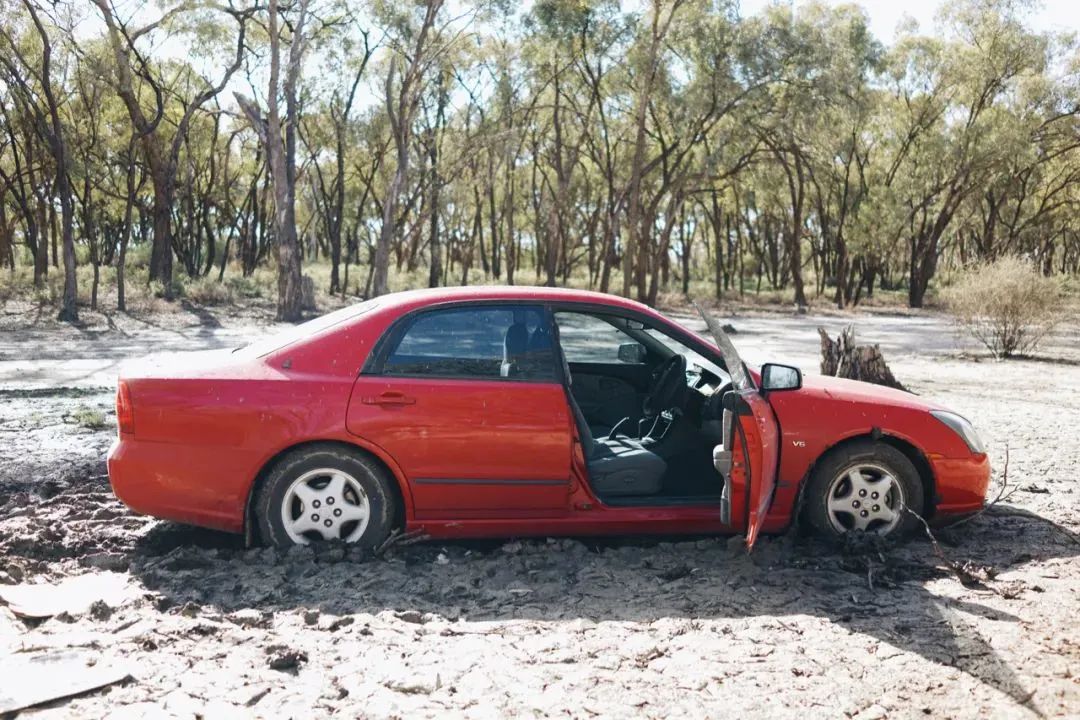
[825, 463, 905, 535]
[280, 468, 371, 544]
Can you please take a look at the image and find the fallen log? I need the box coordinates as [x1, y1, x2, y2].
[817, 325, 907, 392]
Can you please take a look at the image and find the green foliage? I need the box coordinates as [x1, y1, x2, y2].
[70, 406, 108, 430]
[0, 0, 1078, 320]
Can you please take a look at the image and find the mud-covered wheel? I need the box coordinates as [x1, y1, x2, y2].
[255, 445, 396, 548]
[801, 440, 924, 541]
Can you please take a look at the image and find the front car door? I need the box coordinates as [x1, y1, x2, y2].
[553, 311, 656, 432]
[697, 306, 781, 549]
[348, 303, 572, 519]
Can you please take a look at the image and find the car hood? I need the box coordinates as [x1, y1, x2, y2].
[790, 372, 946, 412]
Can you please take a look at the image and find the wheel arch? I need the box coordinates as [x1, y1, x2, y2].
[793, 430, 938, 524]
[243, 438, 410, 546]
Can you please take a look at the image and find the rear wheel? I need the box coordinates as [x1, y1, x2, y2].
[255, 445, 396, 548]
[802, 440, 924, 541]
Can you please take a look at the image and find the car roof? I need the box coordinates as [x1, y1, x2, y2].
[372, 285, 656, 316]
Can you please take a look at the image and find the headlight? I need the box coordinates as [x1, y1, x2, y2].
[930, 410, 986, 454]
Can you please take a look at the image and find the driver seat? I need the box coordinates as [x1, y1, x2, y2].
[547, 322, 665, 497]
[569, 393, 666, 497]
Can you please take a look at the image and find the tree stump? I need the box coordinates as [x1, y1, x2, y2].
[817, 325, 908, 392]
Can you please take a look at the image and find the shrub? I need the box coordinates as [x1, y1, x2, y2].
[70, 406, 108, 430]
[945, 256, 1064, 358]
[183, 276, 235, 305]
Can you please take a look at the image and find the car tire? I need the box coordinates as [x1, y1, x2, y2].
[801, 440, 924, 541]
[255, 444, 396, 549]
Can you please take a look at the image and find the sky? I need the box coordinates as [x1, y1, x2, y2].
[738, 0, 1080, 39]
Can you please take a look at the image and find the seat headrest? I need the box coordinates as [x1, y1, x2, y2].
[503, 322, 530, 363]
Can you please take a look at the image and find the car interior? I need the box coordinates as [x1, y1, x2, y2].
[546, 310, 734, 506]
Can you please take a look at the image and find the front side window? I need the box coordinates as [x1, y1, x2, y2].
[554, 312, 642, 364]
[382, 305, 556, 381]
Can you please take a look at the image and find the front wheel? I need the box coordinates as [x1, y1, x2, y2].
[801, 440, 924, 541]
[254, 445, 396, 548]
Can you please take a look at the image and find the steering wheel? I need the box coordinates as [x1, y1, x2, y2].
[643, 353, 687, 417]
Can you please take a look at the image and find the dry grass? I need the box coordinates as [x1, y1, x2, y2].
[944, 256, 1067, 359]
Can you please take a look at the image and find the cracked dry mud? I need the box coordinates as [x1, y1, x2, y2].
[0, 302, 1077, 719]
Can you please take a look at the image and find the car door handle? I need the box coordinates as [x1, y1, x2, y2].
[362, 392, 416, 407]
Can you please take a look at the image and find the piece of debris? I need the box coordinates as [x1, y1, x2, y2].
[395, 609, 425, 624]
[657, 564, 693, 583]
[1021, 484, 1050, 494]
[246, 687, 272, 707]
[0, 651, 132, 715]
[266, 647, 308, 672]
[88, 600, 113, 621]
[818, 325, 907, 391]
[0, 573, 136, 619]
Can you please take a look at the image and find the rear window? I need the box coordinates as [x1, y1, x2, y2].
[236, 301, 378, 358]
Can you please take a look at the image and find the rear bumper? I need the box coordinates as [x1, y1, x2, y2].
[107, 437, 246, 533]
[930, 452, 992, 518]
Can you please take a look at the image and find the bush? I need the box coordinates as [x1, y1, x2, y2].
[945, 256, 1064, 358]
[182, 276, 235, 305]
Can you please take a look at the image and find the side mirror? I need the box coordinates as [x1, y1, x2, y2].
[761, 363, 802, 392]
[617, 342, 647, 364]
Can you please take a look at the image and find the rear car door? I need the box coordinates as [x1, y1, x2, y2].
[698, 306, 780, 549]
[348, 304, 572, 519]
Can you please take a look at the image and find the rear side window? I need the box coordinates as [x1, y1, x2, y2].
[382, 305, 557, 381]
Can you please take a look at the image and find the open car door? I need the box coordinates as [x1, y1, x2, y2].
[696, 304, 780, 550]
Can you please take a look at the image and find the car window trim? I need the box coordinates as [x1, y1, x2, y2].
[363, 300, 562, 385]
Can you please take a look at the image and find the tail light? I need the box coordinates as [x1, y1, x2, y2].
[116, 381, 135, 435]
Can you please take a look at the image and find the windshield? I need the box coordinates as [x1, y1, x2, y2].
[235, 300, 378, 358]
[640, 326, 727, 379]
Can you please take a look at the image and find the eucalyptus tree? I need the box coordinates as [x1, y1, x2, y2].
[0, 1, 78, 319]
[372, 0, 448, 297]
[91, 0, 251, 297]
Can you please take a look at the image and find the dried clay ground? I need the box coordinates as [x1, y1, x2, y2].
[0, 297, 1077, 719]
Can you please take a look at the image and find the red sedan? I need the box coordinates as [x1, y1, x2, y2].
[107, 286, 991, 549]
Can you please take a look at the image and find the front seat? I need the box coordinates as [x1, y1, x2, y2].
[548, 324, 665, 498]
[531, 324, 613, 438]
[570, 393, 666, 497]
[501, 321, 530, 377]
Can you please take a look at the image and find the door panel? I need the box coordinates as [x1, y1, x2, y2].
[347, 377, 572, 518]
[738, 390, 780, 547]
[695, 302, 780, 550]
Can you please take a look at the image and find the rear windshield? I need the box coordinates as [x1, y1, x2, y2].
[235, 300, 378, 358]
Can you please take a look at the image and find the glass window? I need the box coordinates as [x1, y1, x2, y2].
[642, 326, 726, 379]
[554, 312, 641, 364]
[383, 305, 556, 380]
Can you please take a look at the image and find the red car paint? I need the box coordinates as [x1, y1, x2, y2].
[107, 286, 991, 545]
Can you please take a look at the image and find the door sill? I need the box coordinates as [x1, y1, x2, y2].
[598, 494, 722, 508]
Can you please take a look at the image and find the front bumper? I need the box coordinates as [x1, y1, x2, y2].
[929, 452, 992, 517]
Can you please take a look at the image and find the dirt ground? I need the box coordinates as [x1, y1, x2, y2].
[0, 298, 1078, 719]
